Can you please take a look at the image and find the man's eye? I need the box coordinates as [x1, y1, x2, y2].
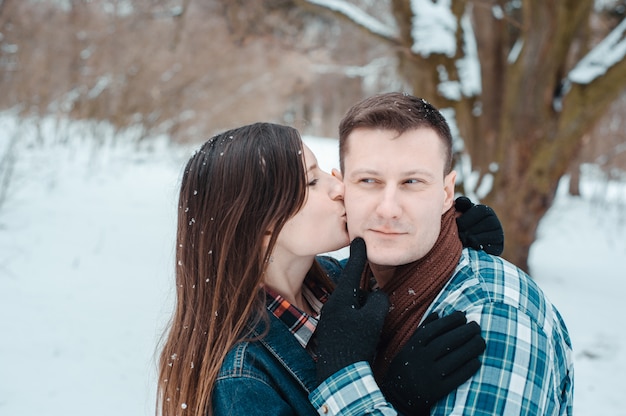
[360, 178, 376, 184]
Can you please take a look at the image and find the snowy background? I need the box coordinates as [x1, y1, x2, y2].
[0, 112, 625, 415]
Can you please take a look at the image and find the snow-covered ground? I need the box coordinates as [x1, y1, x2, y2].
[0, 114, 624, 415]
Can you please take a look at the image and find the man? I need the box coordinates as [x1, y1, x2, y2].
[312, 92, 573, 415]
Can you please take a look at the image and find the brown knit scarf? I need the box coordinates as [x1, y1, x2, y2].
[368, 207, 463, 378]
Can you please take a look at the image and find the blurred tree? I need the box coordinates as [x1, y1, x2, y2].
[0, 0, 333, 139]
[1, 0, 624, 271]
[292, 0, 626, 272]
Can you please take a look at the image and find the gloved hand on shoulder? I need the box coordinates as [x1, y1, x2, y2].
[455, 196, 504, 255]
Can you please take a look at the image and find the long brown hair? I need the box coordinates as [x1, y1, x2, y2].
[157, 123, 327, 416]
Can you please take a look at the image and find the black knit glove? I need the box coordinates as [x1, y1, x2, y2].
[315, 238, 390, 384]
[381, 312, 486, 416]
[455, 196, 504, 255]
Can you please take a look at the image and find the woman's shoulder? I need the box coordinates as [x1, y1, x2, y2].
[217, 316, 276, 379]
[213, 334, 318, 416]
[217, 340, 268, 380]
[315, 255, 344, 282]
[215, 314, 318, 408]
[217, 313, 314, 381]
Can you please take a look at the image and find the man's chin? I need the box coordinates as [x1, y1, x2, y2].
[366, 251, 413, 268]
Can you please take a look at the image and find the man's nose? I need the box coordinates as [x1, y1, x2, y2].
[375, 186, 401, 218]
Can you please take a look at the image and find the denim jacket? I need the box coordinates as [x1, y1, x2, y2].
[212, 311, 320, 415]
[211, 256, 344, 415]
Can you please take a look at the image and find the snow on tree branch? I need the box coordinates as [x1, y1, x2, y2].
[410, 0, 457, 57]
[421, 2, 480, 102]
[302, 0, 398, 40]
[568, 18, 626, 85]
[457, 10, 481, 97]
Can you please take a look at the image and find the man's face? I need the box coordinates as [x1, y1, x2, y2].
[340, 127, 456, 272]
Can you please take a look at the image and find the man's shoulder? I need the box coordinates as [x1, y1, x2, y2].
[430, 249, 574, 415]
[460, 246, 527, 272]
[442, 248, 550, 316]
[455, 247, 534, 287]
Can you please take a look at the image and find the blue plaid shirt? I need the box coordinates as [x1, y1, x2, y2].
[426, 248, 574, 415]
[310, 248, 573, 415]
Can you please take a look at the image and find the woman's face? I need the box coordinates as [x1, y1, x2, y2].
[272, 144, 349, 258]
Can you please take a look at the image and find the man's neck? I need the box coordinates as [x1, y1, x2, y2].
[369, 263, 397, 288]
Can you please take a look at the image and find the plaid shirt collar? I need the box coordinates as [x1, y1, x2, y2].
[264, 276, 331, 349]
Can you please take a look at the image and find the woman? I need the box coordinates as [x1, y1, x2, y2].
[157, 122, 492, 415]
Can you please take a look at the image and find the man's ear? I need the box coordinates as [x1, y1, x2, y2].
[331, 168, 343, 181]
[443, 170, 457, 212]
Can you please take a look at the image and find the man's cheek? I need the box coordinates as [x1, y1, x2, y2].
[345, 214, 363, 239]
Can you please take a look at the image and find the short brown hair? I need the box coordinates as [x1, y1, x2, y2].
[338, 92, 454, 174]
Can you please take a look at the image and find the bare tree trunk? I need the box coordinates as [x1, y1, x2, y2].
[568, 164, 581, 196]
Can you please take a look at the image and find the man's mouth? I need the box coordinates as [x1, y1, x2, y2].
[370, 229, 405, 236]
